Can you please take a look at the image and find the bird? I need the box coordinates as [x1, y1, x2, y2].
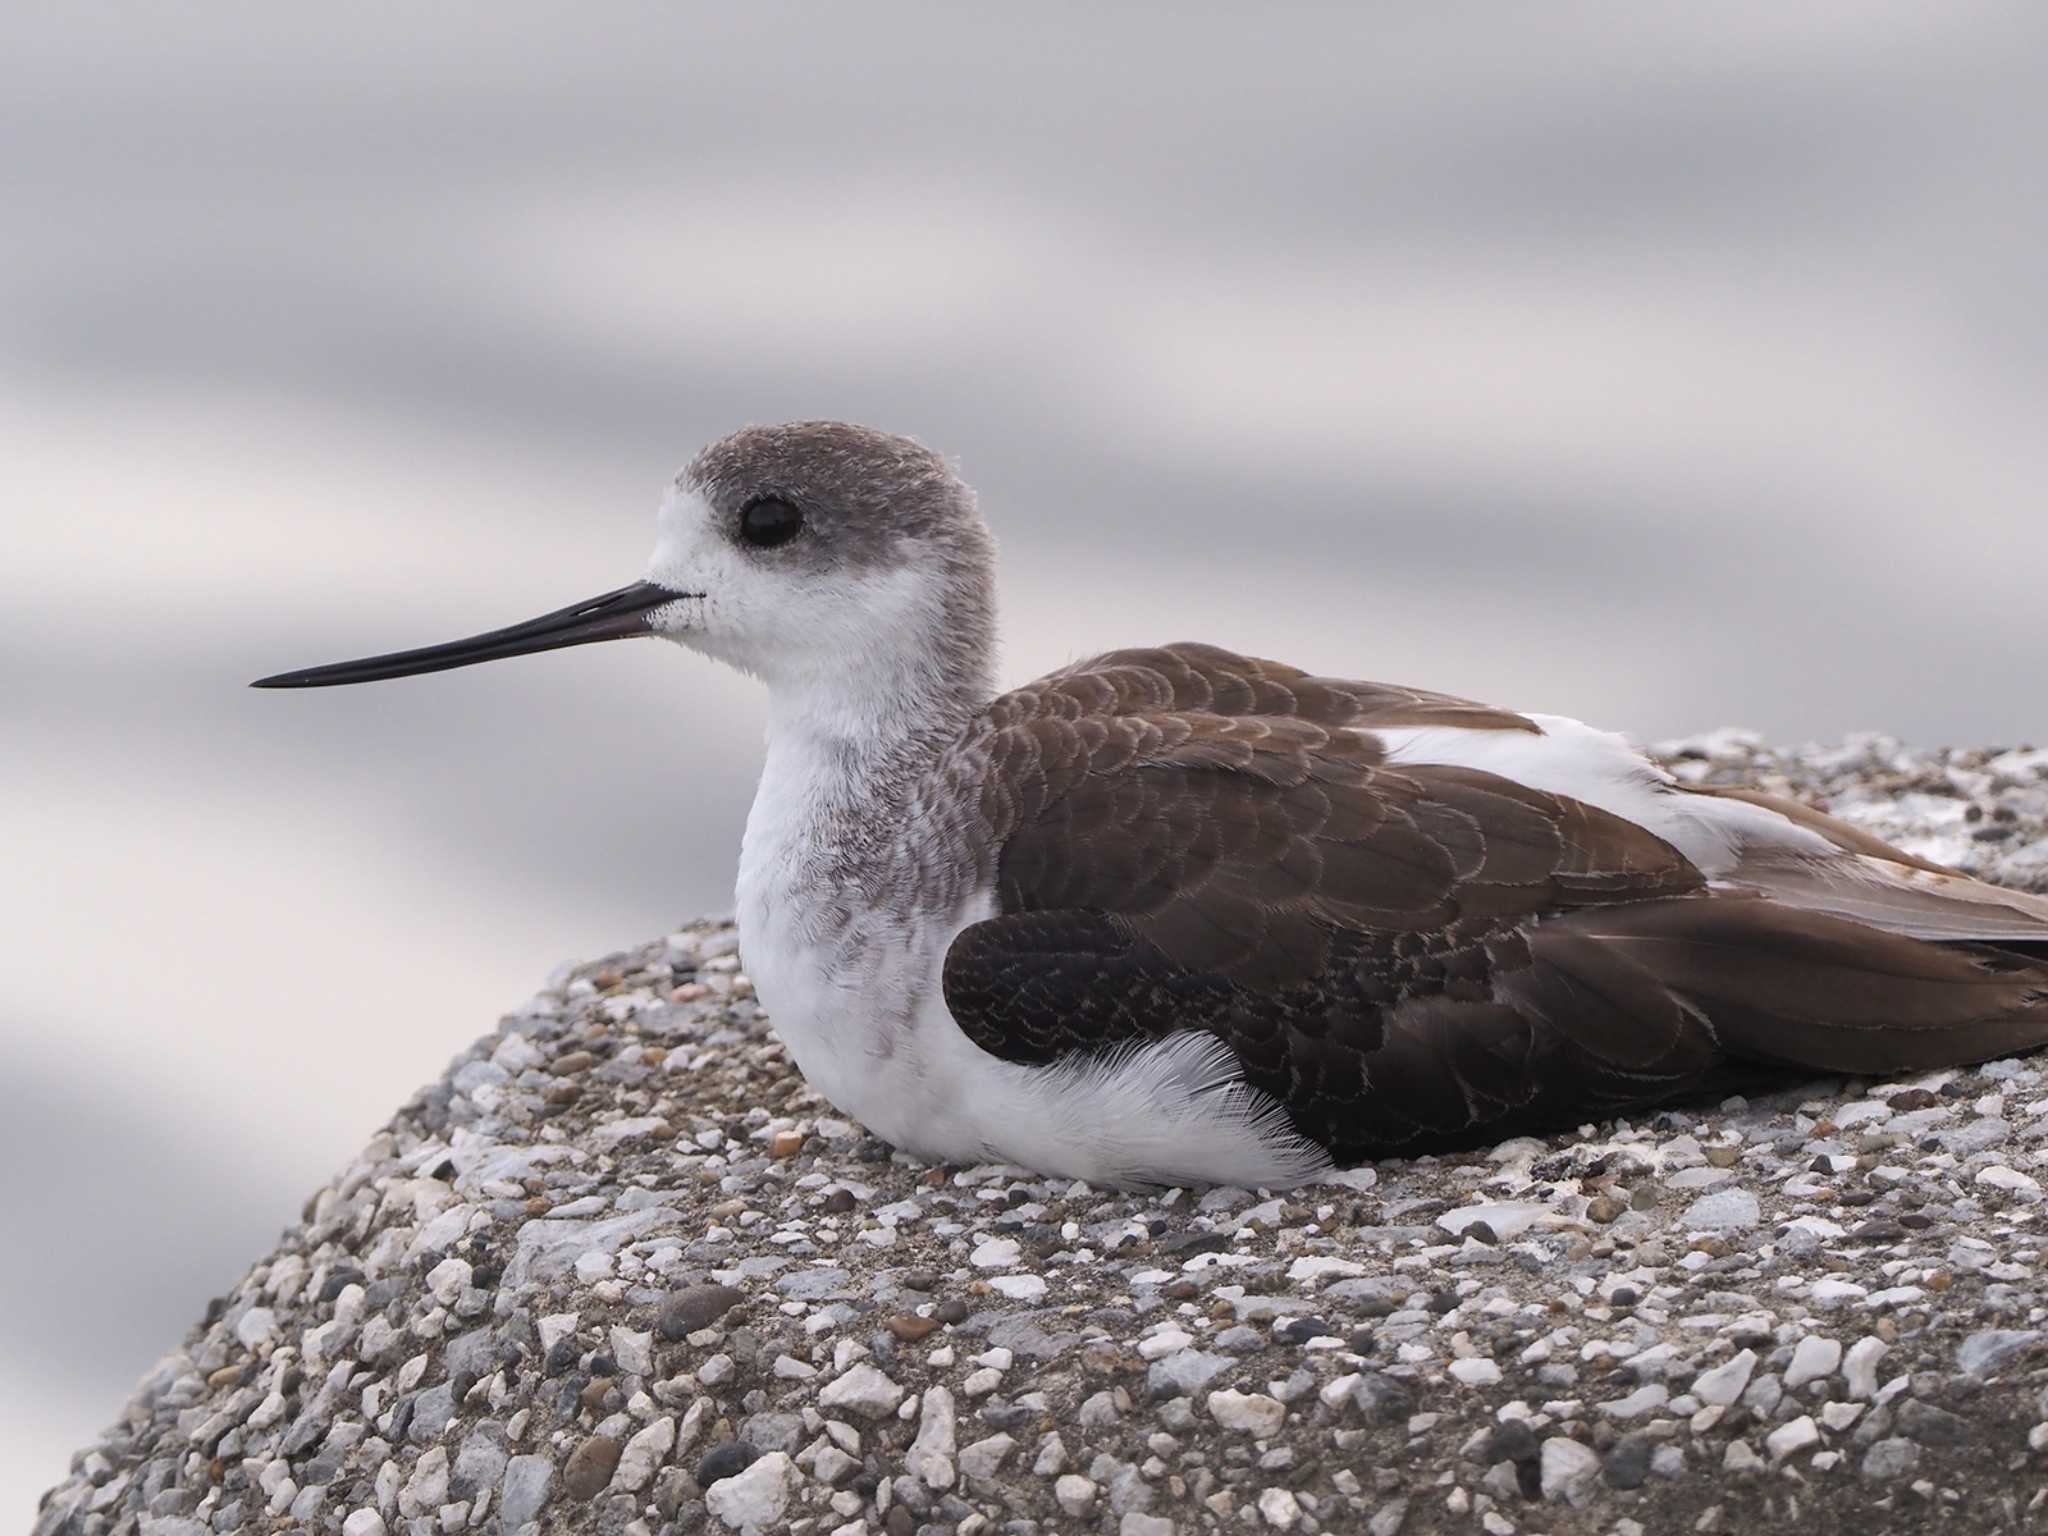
[255, 420, 2048, 1188]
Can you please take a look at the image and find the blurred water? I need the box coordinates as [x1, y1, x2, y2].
[6, 2, 2048, 1516]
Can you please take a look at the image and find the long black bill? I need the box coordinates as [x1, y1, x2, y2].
[251, 581, 690, 689]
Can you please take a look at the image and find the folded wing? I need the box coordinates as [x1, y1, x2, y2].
[942, 644, 2048, 1158]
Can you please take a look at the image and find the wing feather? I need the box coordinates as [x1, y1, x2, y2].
[942, 644, 2048, 1159]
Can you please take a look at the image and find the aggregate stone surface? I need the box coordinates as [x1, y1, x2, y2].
[33, 734, 2048, 1535]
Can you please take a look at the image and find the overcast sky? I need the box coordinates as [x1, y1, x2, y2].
[7, 3, 2048, 1516]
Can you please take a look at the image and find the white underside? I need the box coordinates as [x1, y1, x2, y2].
[741, 886, 1331, 1190]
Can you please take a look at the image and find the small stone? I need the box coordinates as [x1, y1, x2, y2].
[970, 1237, 1021, 1269]
[906, 1385, 958, 1489]
[1123, 1516, 1176, 1536]
[1974, 1165, 2040, 1194]
[696, 1442, 760, 1488]
[990, 1273, 1047, 1301]
[1586, 1195, 1627, 1224]
[342, 1512, 386, 1536]
[1681, 1188, 1760, 1230]
[818, 1363, 905, 1419]
[1860, 1438, 1920, 1480]
[886, 1314, 941, 1341]
[563, 1436, 624, 1500]
[612, 1416, 676, 1493]
[1055, 1475, 1098, 1517]
[1843, 1337, 1889, 1400]
[1600, 1383, 1668, 1421]
[1208, 1389, 1286, 1436]
[1034, 1432, 1068, 1476]
[1352, 1372, 1416, 1424]
[1448, 1358, 1501, 1388]
[1896, 1398, 1966, 1445]
[1956, 1329, 2043, 1378]
[1540, 1438, 1599, 1506]
[703, 1451, 792, 1531]
[1811, 1277, 1868, 1307]
[609, 1326, 654, 1377]
[1139, 1328, 1193, 1361]
[1149, 1349, 1233, 1399]
[426, 1257, 472, 1307]
[1691, 1349, 1757, 1407]
[1821, 1401, 1865, 1432]
[1604, 1434, 1653, 1490]
[959, 1433, 1015, 1480]
[1257, 1486, 1301, 1528]
[1766, 1416, 1820, 1462]
[768, 1130, 804, 1159]
[1784, 1336, 1842, 1390]
[236, 1307, 278, 1351]
[398, 1447, 448, 1517]
[498, 1455, 554, 1533]
[660, 1285, 744, 1339]
[452, 1431, 507, 1500]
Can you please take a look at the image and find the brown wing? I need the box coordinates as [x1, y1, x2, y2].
[943, 644, 2048, 1158]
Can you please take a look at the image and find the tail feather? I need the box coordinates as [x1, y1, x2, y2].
[1527, 895, 2048, 1078]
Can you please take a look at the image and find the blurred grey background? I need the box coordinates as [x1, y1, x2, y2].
[7, 0, 2048, 1515]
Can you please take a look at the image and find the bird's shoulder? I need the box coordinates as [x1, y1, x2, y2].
[938, 641, 1701, 953]
[977, 640, 1539, 739]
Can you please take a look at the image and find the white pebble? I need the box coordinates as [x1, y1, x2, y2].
[1258, 1486, 1302, 1528]
[1208, 1388, 1287, 1436]
[1784, 1335, 1842, 1390]
[1448, 1358, 1502, 1388]
[1766, 1415, 1820, 1462]
[1842, 1337, 1889, 1400]
[1691, 1349, 1757, 1407]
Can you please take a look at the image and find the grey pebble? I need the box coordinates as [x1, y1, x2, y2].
[497, 1454, 553, 1533]
[1956, 1328, 2043, 1378]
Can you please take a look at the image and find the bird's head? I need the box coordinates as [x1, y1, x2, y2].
[254, 421, 998, 715]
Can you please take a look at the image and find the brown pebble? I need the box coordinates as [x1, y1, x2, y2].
[562, 1434, 623, 1498]
[554, 1050, 598, 1075]
[578, 1378, 614, 1417]
[886, 1314, 942, 1341]
[933, 1298, 970, 1325]
[1630, 1185, 1657, 1212]
[1586, 1195, 1626, 1224]
[671, 982, 709, 1003]
[822, 1188, 857, 1213]
[1928, 1270, 1953, 1291]
[659, 1283, 745, 1338]
[1703, 1145, 1741, 1168]
[1888, 1088, 1941, 1111]
[640, 1047, 668, 1067]
[591, 969, 624, 990]
[769, 1131, 804, 1159]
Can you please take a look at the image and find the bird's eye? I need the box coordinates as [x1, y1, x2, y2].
[739, 497, 805, 549]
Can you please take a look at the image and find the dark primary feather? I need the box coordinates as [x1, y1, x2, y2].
[940, 644, 2048, 1161]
